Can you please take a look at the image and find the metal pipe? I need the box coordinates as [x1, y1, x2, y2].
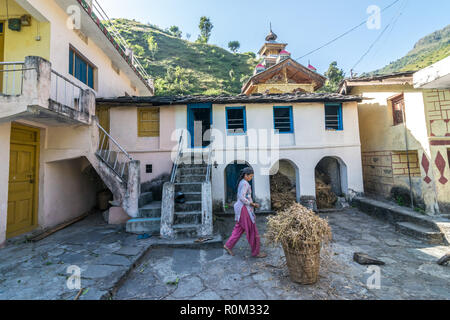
[401, 95, 414, 209]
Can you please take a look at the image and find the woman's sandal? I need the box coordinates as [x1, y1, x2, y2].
[255, 253, 268, 259]
[224, 245, 235, 256]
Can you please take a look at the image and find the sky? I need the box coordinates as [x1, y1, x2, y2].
[100, 0, 450, 75]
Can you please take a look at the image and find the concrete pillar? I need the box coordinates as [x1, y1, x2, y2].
[125, 160, 140, 218]
[201, 182, 213, 237]
[160, 182, 175, 239]
[80, 88, 96, 121]
[23, 56, 51, 108]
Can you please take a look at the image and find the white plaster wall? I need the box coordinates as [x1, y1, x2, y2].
[0, 123, 12, 247]
[24, 0, 144, 97]
[40, 157, 97, 228]
[109, 106, 178, 181]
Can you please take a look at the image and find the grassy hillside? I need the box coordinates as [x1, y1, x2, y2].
[110, 19, 258, 96]
[368, 24, 450, 75]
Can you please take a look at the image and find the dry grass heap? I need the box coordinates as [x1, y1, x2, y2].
[270, 173, 297, 211]
[266, 203, 332, 250]
[315, 170, 338, 209]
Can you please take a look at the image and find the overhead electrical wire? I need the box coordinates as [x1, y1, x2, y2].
[294, 0, 401, 61]
[350, 0, 409, 74]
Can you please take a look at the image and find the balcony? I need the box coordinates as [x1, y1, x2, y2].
[0, 56, 95, 126]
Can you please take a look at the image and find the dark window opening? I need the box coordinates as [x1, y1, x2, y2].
[325, 104, 343, 131]
[274, 106, 293, 133]
[146, 165, 153, 173]
[391, 94, 405, 126]
[69, 47, 95, 89]
[226, 107, 246, 134]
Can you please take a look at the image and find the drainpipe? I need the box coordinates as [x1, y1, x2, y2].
[401, 94, 414, 210]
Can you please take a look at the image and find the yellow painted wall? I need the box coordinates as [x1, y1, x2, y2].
[254, 83, 315, 94]
[353, 84, 441, 213]
[0, 0, 50, 62]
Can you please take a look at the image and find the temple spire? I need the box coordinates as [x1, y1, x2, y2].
[265, 23, 278, 42]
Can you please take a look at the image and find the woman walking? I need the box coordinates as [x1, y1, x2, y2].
[224, 167, 267, 258]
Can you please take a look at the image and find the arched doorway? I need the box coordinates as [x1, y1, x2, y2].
[315, 157, 348, 209]
[269, 159, 300, 211]
[224, 161, 254, 206]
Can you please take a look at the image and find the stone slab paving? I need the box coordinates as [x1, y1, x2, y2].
[114, 208, 450, 300]
[0, 213, 154, 300]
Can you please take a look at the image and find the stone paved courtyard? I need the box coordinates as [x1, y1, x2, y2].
[0, 207, 449, 300]
[114, 208, 450, 300]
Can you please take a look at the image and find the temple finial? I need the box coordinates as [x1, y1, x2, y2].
[265, 23, 277, 42]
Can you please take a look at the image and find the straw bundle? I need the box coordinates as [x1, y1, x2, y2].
[265, 203, 332, 284]
[315, 170, 337, 209]
[270, 173, 297, 211]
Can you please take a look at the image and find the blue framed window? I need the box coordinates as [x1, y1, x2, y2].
[226, 106, 246, 135]
[273, 106, 293, 133]
[325, 103, 343, 131]
[69, 47, 95, 89]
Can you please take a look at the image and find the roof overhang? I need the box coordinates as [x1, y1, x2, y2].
[97, 92, 362, 107]
[242, 58, 327, 95]
[413, 55, 450, 89]
[258, 42, 288, 56]
[339, 72, 415, 94]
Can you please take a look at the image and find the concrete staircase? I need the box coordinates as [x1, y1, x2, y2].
[126, 185, 162, 235]
[353, 197, 449, 245]
[172, 157, 208, 239]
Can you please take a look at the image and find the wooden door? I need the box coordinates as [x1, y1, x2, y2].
[97, 106, 110, 149]
[7, 124, 40, 238]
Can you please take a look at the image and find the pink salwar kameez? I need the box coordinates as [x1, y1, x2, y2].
[225, 180, 261, 257]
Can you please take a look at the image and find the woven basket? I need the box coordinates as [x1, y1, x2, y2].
[282, 242, 321, 285]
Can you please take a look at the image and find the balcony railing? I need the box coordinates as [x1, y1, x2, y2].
[50, 69, 84, 112]
[0, 62, 29, 96]
[81, 0, 151, 85]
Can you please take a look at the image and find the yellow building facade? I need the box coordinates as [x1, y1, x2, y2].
[341, 61, 450, 215]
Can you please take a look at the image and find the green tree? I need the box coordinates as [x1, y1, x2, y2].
[147, 35, 159, 60]
[169, 25, 182, 38]
[320, 61, 345, 93]
[228, 41, 240, 53]
[197, 16, 213, 44]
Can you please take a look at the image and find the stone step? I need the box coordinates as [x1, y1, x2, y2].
[139, 202, 162, 218]
[178, 163, 207, 169]
[126, 217, 161, 235]
[179, 167, 207, 175]
[172, 224, 200, 239]
[176, 175, 206, 183]
[353, 197, 439, 230]
[182, 192, 202, 202]
[138, 192, 153, 207]
[176, 201, 202, 212]
[174, 211, 202, 225]
[175, 183, 202, 193]
[395, 222, 446, 245]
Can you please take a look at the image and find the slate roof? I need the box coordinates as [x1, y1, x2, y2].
[96, 92, 363, 107]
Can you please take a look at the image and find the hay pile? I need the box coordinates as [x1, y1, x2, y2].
[270, 173, 297, 211]
[266, 203, 332, 250]
[315, 170, 337, 209]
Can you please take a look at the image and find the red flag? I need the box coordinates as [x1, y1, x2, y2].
[308, 61, 317, 71]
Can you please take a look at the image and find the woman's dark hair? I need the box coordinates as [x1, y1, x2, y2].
[236, 167, 254, 190]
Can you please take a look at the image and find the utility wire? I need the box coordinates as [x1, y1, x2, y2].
[350, 0, 409, 74]
[294, 0, 401, 61]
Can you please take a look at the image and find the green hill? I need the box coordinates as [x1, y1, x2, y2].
[368, 24, 450, 75]
[110, 19, 258, 96]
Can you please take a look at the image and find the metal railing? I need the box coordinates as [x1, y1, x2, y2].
[96, 122, 133, 181]
[170, 134, 184, 183]
[0, 62, 28, 96]
[50, 70, 85, 112]
[87, 0, 151, 82]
